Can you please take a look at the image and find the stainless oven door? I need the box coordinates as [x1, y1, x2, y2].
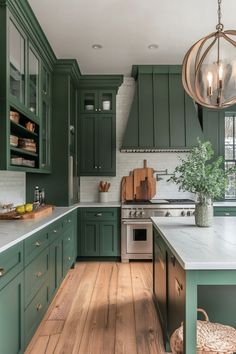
[123, 220, 152, 254]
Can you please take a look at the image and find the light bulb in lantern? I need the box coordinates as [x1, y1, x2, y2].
[207, 72, 213, 96]
[219, 64, 223, 89]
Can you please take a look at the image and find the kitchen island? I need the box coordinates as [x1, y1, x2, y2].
[151, 216, 236, 354]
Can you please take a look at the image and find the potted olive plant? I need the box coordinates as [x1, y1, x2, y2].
[169, 140, 236, 227]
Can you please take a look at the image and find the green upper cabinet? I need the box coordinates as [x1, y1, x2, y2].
[78, 76, 123, 176]
[80, 89, 116, 114]
[0, 1, 55, 173]
[122, 65, 204, 150]
[80, 114, 116, 175]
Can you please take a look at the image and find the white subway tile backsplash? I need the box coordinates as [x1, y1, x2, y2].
[0, 171, 25, 206]
[80, 77, 193, 202]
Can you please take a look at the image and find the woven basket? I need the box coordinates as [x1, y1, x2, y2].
[170, 308, 236, 354]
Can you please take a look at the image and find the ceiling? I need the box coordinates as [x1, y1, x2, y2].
[28, 0, 236, 76]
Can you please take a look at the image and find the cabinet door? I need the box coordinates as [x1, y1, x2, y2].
[9, 19, 26, 105]
[41, 99, 51, 171]
[81, 221, 99, 256]
[169, 72, 186, 147]
[80, 90, 98, 113]
[99, 221, 119, 256]
[98, 89, 116, 114]
[28, 45, 39, 116]
[0, 272, 24, 354]
[167, 252, 185, 337]
[202, 109, 221, 157]
[48, 237, 63, 300]
[79, 115, 98, 174]
[98, 115, 116, 176]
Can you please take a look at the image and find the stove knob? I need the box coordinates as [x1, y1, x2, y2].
[181, 210, 186, 216]
[129, 210, 134, 217]
[165, 211, 171, 217]
[141, 211, 145, 216]
[187, 210, 192, 216]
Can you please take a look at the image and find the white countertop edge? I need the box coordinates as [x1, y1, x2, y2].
[0, 204, 79, 254]
[77, 202, 121, 207]
[151, 218, 236, 271]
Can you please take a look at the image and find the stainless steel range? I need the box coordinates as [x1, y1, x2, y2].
[121, 199, 195, 263]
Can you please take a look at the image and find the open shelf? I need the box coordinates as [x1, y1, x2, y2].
[10, 120, 38, 138]
[10, 146, 38, 157]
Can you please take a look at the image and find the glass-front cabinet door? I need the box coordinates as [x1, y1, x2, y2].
[41, 100, 51, 170]
[80, 90, 98, 113]
[99, 90, 116, 113]
[9, 20, 25, 104]
[28, 46, 39, 116]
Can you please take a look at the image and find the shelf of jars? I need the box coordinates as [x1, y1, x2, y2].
[9, 109, 39, 169]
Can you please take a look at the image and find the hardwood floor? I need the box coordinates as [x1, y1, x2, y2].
[25, 262, 168, 354]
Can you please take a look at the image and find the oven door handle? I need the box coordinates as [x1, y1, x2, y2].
[122, 221, 153, 225]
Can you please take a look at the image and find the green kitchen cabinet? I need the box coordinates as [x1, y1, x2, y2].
[41, 64, 51, 172]
[78, 76, 123, 177]
[26, 59, 80, 205]
[214, 206, 236, 216]
[79, 114, 116, 176]
[78, 208, 120, 258]
[0, 272, 24, 354]
[0, 1, 55, 172]
[48, 235, 63, 300]
[80, 89, 116, 114]
[122, 65, 204, 150]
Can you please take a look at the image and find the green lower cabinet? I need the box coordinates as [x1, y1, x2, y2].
[80, 221, 100, 257]
[78, 208, 120, 258]
[99, 222, 119, 256]
[0, 272, 24, 354]
[24, 283, 48, 346]
[63, 228, 76, 275]
[48, 236, 63, 300]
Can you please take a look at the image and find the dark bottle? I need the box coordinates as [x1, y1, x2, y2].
[34, 186, 40, 203]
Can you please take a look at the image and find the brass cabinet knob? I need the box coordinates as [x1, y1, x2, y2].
[53, 229, 57, 233]
[68, 237, 71, 241]
[0, 268, 5, 277]
[35, 271, 43, 278]
[94, 166, 98, 169]
[68, 219, 71, 223]
[95, 108, 98, 112]
[96, 213, 102, 217]
[36, 303, 42, 311]
[68, 257, 71, 261]
[35, 241, 41, 247]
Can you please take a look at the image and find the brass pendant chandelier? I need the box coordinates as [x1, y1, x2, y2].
[182, 0, 236, 109]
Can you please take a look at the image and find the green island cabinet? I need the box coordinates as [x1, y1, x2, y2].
[78, 76, 123, 176]
[122, 65, 204, 151]
[0, 0, 55, 173]
[214, 206, 236, 216]
[26, 59, 80, 206]
[77, 208, 121, 258]
[0, 209, 77, 353]
[153, 225, 236, 353]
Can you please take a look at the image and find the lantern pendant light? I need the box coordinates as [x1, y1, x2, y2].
[182, 0, 236, 109]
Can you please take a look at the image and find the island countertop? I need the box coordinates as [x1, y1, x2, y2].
[151, 216, 236, 270]
[0, 205, 79, 253]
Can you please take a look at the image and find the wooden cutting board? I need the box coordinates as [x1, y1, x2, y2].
[121, 174, 134, 201]
[0, 205, 53, 220]
[133, 160, 156, 200]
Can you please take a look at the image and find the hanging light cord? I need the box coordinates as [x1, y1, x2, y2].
[216, 0, 224, 31]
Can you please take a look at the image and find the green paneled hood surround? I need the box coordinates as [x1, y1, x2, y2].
[121, 65, 204, 152]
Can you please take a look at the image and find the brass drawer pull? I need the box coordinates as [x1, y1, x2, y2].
[53, 229, 57, 233]
[225, 212, 230, 216]
[0, 268, 5, 277]
[35, 241, 41, 247]
[35, 271, 43, 278]
[96, 213, 102, 217]
[68, 219, 71, 223]
[36, 303, 42, 311]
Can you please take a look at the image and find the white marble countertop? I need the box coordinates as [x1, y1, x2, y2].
[214, 201, 236, 207]
[0, 205, 79, 254]
[151, 217, 236, 270]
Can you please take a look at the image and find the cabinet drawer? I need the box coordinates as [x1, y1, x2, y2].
[24, 229, 48, 265]
[25, 283, 48, 346]
[25, 248, 49, 307]
[0, 242, 23, 291]
[48, 220, 62, 242]
[214, 209, 236, 216]
[62, 212, 75, 230]
[82, 208, 118, 221]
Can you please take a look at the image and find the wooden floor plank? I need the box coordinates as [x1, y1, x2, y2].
[131, 263, 163, 354]
[45, 334, 60, 354]
[54, 262, 100, 354]
[115, 263, 138, 354]
[26, 262, 169, 354]
[77, 262, 118, 354]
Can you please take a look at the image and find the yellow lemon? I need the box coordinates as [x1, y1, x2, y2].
[25, 203, 33, 212]
[16, 205, 25, 214]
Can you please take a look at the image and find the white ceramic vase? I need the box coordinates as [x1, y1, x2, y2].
[195, 196, 213, 227]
